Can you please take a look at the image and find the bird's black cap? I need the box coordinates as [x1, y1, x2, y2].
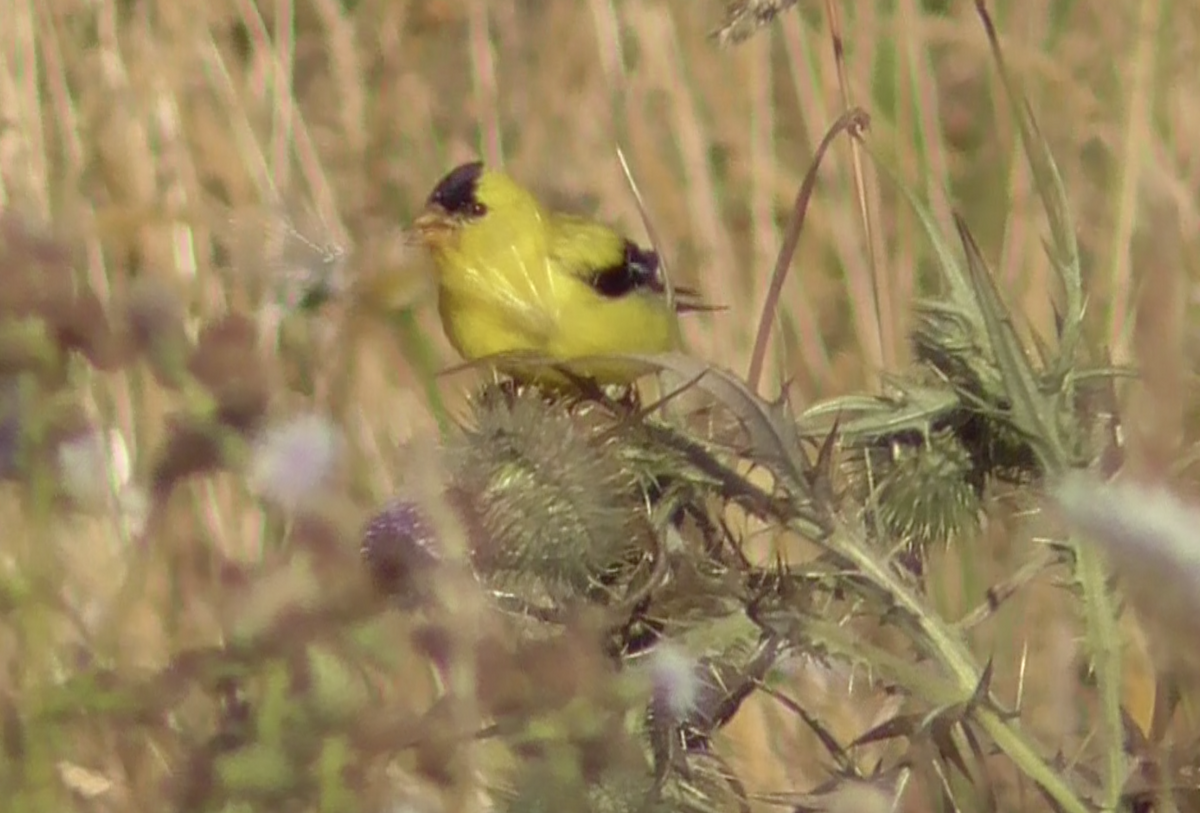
[426, 160, 488, 217]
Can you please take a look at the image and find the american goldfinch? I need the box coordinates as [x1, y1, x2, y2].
[412, 160, 712, 383]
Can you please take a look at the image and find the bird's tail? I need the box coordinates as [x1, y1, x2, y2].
[673, 285, 726, 314]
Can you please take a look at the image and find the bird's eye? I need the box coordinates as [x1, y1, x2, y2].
[428, 161, 488, 218]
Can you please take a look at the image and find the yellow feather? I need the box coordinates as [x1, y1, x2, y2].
[413, 163, 690, 384]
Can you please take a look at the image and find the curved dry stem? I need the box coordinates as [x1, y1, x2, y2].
[824, 0, 889, 371]
[616, 146, 676, 312]
[746, 107, 871, 395]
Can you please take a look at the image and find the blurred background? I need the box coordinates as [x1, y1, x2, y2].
[1, 0, 1197, 809]
[11, 1, 1193, 407]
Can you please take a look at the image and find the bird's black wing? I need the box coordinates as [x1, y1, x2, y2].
[588, 241, 667, 298]
[589, 241, 724, 313]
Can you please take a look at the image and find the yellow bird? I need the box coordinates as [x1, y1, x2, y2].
[411, 160, 713, 383]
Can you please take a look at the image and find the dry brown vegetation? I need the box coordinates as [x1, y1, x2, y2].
[2, 0, 1200, 811]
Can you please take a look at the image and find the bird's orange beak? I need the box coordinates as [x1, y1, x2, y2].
[410, 203, 455, 249]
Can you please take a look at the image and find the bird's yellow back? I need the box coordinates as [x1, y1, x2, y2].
[545, 214, 681, 358]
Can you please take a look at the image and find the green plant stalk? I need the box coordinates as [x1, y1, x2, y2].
[825, 522, 1092, 813]
[802, 618, 961, 703]
[854, 7, 1124, 802]
[8, 712, 64, 812]
[988, 335, 1127, 807]
[1051, 327, 1125, 806]
[317, 735, 353, 813]
[1075, 531, 1125, 810]
[959, 204, 1126, 805]
[978, 279, 1126, 807]
[390, 308, 451, 436]
[966, 13, 1123, 792]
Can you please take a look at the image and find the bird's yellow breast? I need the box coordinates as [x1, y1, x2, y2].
[430, 211, 560, 359]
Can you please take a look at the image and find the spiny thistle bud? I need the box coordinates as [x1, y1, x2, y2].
[912, 306, 1002, 398]
[957, 411, 1041, 486]
[445, 383, 651, 606]
[360, 498, 443, 607]
[873, 428, 981, 548]
[911, 307, 1043, 486]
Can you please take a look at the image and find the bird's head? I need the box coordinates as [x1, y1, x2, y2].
[412, 160, 541, 254]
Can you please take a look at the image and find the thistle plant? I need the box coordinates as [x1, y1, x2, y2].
[0, 2, 1183, 812]
[353, 6, 1139, 813]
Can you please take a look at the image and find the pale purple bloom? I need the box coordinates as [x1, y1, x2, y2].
[250, 414, 343, 511]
